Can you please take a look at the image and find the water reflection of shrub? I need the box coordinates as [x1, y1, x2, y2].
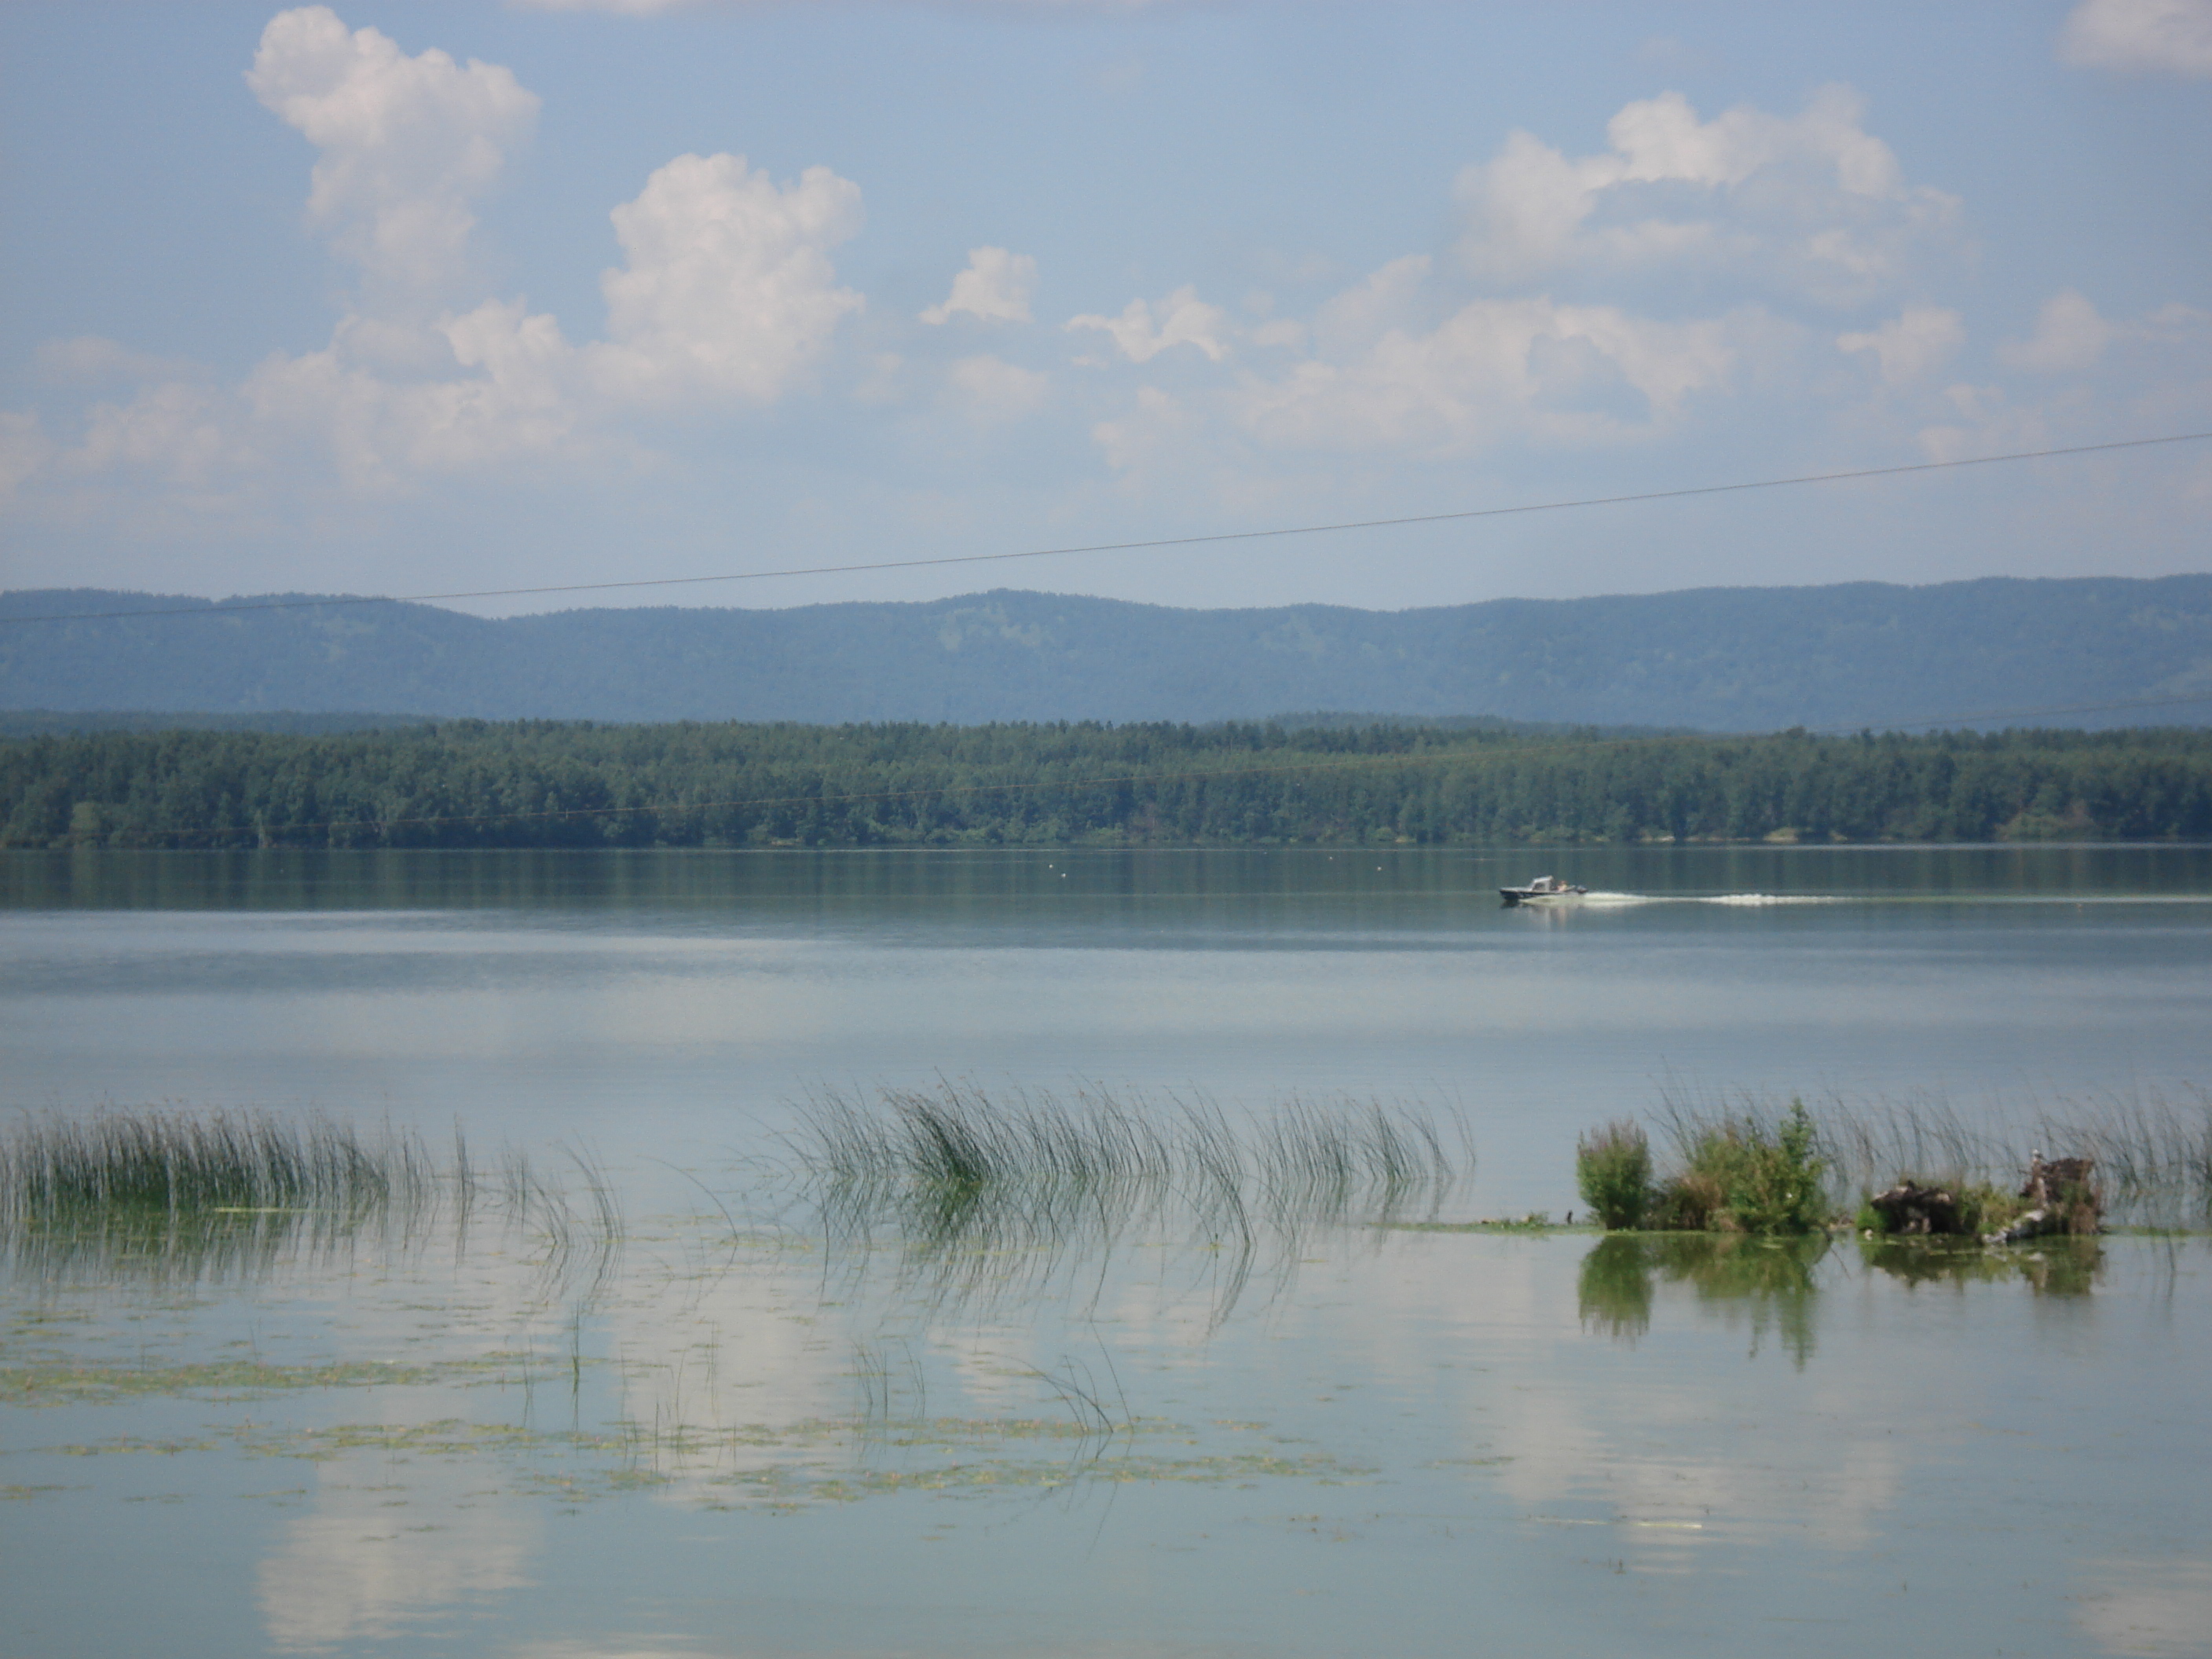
[1575, 1236, 1654, 1342]
[1577, 1233, 1827, 1365]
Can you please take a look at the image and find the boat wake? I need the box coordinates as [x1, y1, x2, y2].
[1515, 889, 2207, 910]
[1536, 891, 1845, 906]
[1694, 892, 1847, 906]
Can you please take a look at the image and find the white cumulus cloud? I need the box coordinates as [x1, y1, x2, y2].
[1454, 86, 1959, 305]
[586, 152, 865, 404]
[921, 247, 1038, 325]
[511, 0, 698, 11]
[1233, 290, 1738, 456]
[1837, 306, 1965, 384]
[244, 299, 584, 492]
[247, 7, 540, 307]
[230, 142, 870, 491]
[1068, 285, 1229, 363]
[507, 0, 1185, 9]
[2060, 0, 2212, 75]
[1995, 288, 2212, 376]
[1997, 289, 2115, 373]
[15, 15, 869, 507]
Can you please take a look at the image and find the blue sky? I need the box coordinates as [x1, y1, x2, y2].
[2, 0, 2208, 615]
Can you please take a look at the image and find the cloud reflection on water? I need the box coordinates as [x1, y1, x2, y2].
[258, 1462, 539, 1653]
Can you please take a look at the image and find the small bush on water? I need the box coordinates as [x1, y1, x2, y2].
[1722, 1101, 1828, 1234]
[1647, 1099, 1831, 1235]
[1649, 1170, 1727, 1232]
[1574, 1121, 1652, 1229]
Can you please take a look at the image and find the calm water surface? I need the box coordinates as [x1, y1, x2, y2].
[3, 847, 2209, 1657]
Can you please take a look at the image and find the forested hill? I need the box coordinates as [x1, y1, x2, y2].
[4, 575, 2211, 731]
[5, 721, 2210, 849]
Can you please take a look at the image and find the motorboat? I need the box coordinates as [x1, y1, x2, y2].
[1499, 874, 1588, 906]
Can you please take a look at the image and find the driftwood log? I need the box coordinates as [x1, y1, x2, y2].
[1868, 1181, 1963, 1236]
[1984, 1152, 2101, 1245]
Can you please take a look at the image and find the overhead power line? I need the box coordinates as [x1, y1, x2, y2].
[5, 429, 2209, 628]
[98, 689, 2212, 841]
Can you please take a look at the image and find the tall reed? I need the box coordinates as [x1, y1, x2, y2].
[0, 1109, 415, 1222]
[0, 1109, 625, 1291]
[793, 1082, 1467, 1234]
[789, 1081, 1470, 1324]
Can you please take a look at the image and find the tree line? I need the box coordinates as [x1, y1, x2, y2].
[4, 719, 2211, 849]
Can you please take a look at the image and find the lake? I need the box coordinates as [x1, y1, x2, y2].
[3, 845, 2209, 1657]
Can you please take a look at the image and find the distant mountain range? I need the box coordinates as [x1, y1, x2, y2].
[5, 576, 2210, 731]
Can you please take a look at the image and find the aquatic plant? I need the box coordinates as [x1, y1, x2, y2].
[0, 1109, 624, 1295]
[788, 1082, 1470, 1322]
[1573, 1119, 1652, 1230]
[0, 1108, 417, 1221]
[793, 1082, 1466, 1231]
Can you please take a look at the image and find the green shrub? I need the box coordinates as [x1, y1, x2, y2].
[1659, 1101, 1830, 1235]
[1575, 1120, 1654, 1229]
[1651, 1170, 1727, 1230]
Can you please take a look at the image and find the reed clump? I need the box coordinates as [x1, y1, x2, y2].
[0, 1110, 624, 1295]
[791, 1081, 1469, 1251]
[0, 1108, 419, 1223]
[1257, 1093, 1460, 1214]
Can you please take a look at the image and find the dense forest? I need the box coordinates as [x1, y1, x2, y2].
[5, 720, 2211, 849]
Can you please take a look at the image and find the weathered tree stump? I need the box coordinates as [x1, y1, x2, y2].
[1983, 1152, 2101, 1244]
[1868, 1181, 1964, 1236]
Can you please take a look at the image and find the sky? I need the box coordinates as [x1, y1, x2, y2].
[1, 0, 2208, 617]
